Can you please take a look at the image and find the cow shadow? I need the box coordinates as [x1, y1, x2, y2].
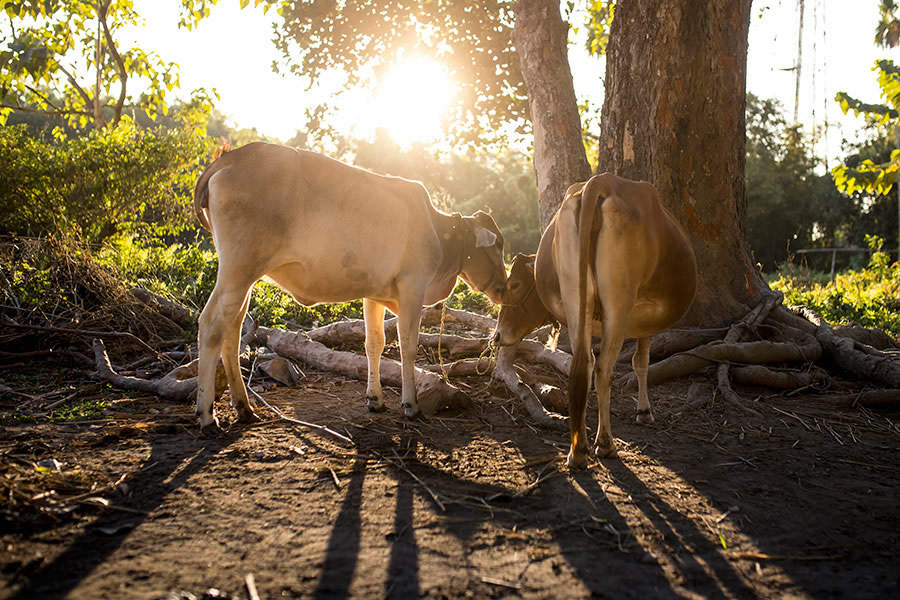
[8, 428, 238, 600]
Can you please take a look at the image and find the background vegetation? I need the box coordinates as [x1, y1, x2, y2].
[2, 1, 899, 339]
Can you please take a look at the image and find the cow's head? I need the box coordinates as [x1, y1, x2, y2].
[492, 253, 550, 346]
[459, 210, 506, 303]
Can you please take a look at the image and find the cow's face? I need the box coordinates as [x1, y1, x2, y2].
[459, 210, 507, 303]
[492, 253, 549, 346]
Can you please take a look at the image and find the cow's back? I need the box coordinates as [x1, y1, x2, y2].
[203, 143, 441, 304]
[537, 174, 696, 338]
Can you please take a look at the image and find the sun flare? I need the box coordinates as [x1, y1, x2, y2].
[369, 58, 451, 147]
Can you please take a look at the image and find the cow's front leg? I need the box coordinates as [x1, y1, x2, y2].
[632, 336, 654, 424]
[363, 298, 387, 412]
[395, 295, 425, 419]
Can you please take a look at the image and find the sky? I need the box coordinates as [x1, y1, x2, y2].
[123, 0, 889, 164]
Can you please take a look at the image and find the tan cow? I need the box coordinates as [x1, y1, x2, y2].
[493, 173, 697, 469]
[193, 142, 506, 433]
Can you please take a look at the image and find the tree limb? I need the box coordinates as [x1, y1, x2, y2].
[257, 326, 470, 415]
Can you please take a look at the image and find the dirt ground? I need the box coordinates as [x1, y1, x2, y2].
[2, 357, 900, 600]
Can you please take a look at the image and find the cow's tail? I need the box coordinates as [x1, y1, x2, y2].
[568, 176, 605, 457]
[193, 154, 231, 232]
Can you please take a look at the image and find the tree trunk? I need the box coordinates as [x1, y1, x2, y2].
[512, 0, 592, 231]
[598, 0, 764, 326]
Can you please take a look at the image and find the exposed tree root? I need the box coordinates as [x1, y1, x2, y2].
[78, 288, 900, 431]
[491, 344, 566, 430]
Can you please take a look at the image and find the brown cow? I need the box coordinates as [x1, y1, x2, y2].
[493, 173, 697, 469]
[193, 142, 506, 433]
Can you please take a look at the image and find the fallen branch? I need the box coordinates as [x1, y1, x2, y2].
[257, 326, 470, 414]
[92, 338, 225, 401]
[7, 317, 160, 357]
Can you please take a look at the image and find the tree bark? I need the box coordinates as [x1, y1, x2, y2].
[512, 0, 592, 231]
[598, 0, 763, 326]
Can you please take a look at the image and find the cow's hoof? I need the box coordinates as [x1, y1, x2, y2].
[402, 403, 423, 420]
[366, 396, 387, 413]
[566, 449, 588, 471]
[199, 419, 224, 438]
[594, 443, 619, 459]
[236, 410, 262, 425]
[636, 409, 655, 425]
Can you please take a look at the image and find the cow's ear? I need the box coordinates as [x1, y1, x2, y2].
[474, 226, 498, 248]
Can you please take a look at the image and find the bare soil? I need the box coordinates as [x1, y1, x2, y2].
[2, 363, 900, 599]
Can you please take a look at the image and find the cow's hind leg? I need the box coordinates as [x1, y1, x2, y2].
[633, 336, 654, 424]
[593, 315, 628, 459]
[196, 279, 254, 434]
[363, 298, 387, 412]
[221, 290, 260, 424]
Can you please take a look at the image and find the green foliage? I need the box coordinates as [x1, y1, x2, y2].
[770, 237, 900, 336]
[0, 0, 198, 129]
[876, 1, 900, 48]
[49, 398, 109, 422]
[0, 117, 217, 243]
[579, 1, 615, 56]
[95, 234, 362, 329]
[96, 234, 218, 314]
[446, 280, 497, 316]
[832, 0, 900, 197]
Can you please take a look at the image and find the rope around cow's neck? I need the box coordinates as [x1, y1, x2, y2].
[437, 300, 497, 383]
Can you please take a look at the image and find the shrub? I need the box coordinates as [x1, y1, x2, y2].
[0, 120, 216, 243]
[770, 237, 900, 337]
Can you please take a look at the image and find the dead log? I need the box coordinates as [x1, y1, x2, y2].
[515, 339, 571, 375]
[491, 344, 566, 430]
[303, 305, 496, 348]
[423, 305, 498, 332]
[257, 326, 470, 414]
[417, 332, 489, 359]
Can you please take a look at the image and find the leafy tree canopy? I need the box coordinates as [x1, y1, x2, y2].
[179, 0, 612, 149]
[832, 1, 900, 196]
[1, 0, 215, 132]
